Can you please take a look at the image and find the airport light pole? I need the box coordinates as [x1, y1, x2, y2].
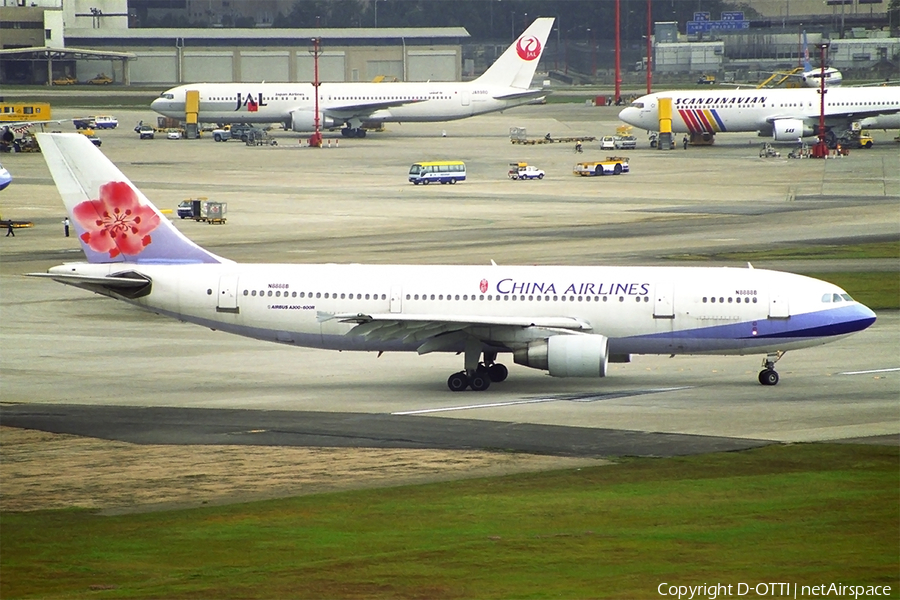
[811, 43, 829, 159]
[646, 0, 652, 94]
[309, 37, 323, 148]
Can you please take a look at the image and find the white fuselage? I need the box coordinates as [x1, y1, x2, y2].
[55, 261, 875, 358]
[618, 86, 900, 137]
[151, 81, 539, 129]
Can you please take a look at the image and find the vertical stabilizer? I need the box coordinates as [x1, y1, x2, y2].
[37, 133, 224, 264]
[474, 17, 554, 89]
[802, 30, 812, 72]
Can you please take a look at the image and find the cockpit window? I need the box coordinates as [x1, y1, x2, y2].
[630, 102, 644, 109]
[832, 293, 843, 302]
[821, 294, 832, 303]
[159, 93, 174, 100]
[840, 293, 853, 301]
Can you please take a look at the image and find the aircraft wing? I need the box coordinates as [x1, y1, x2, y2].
[322, 97, 427, 119]
[322, 311, 591, 354]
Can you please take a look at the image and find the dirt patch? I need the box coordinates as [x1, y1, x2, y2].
[0, 426, 609, 513]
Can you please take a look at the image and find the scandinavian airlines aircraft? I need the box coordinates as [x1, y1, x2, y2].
[151, 18, 553, 138]
[618, 86, 900, 145]
[31, 133, 876, 390]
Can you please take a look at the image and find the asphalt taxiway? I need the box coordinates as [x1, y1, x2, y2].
[1, 102, 897, 455]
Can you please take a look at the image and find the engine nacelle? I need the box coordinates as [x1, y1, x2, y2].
[513, 335, 609, 378]
[772, 119, 813, 141]
[289, 110, 338, 132]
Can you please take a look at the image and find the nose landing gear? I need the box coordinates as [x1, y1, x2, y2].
[758, 351, 785, 386]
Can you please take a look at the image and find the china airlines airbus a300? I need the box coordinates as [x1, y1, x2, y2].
[151, 18, 553, 138]
[31, 133, 876, 390]
[618, 86, 900, 145]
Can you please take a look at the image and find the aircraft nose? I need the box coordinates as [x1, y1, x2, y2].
[618, 106, 635, 124]
[846, 302, 877, 334]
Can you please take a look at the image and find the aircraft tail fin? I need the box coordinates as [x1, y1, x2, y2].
[802, 30, 812, 72]
[474, 17, 554, 89]
[37, 133, 224, 265]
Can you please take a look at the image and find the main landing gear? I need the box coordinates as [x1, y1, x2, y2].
[758, 351, 784, 386]
[341, 127, 366, 138]
[447, 347, 509, 392]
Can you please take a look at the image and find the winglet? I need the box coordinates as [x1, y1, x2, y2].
[475, 17, 554, 89]
[37, 133, 225, 265]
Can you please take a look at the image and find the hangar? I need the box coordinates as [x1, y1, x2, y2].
[0, 4, 469, 86]
[64, 27, 470, 85]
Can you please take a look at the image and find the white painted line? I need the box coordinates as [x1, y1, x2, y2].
[393, 398, 557, 415]
[393, 387, 693, 416]
[839, 367, 900, 376]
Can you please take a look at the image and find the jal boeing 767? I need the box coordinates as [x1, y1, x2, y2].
[151, 18, 554, 138]
[30, 133, 875, 390]
[618, 86, 900, 146]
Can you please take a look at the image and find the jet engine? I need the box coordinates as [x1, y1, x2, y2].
[772, 119, 813, 141]
[289, 110, 338, 132]
[513, 334, 609, 377]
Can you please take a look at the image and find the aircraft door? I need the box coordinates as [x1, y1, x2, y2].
[217, 275, 240, 313]
[653, 282, 675, 319]
[461, 91, 470, 106]
[390, 286, 402, 313]
[768, 293, 790, 319]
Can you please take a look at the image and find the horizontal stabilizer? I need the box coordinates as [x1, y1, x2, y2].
[492, 89, 548, 102]
[26, 270, 152, 299]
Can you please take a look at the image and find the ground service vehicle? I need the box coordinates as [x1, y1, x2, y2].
[166, 128, 182, 139]
[212, 124, 256, 142]
[600, 136, 616, 150]
[94, 116, 118, 129]
[408, 161, 466, 185]
[508, 163, 545, 180]
[574, 157, 629, 176]
[177, 198, 226, 223]
[697, 74, 716, 84]
[2, 102, 52, 124]
[73, 117, 95, 130]
[614, 135, 637, 150]
[77, 129, 102, 147]
[136, 125, 155, 139]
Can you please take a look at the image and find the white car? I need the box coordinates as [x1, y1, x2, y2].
[166, 128, 182, 140]
[600, 136, 616, 150]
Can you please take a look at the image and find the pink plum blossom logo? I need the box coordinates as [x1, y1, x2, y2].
[516, 36, 542, 61]
[480, 279, 489, 293]
[72, 181, 160, 259]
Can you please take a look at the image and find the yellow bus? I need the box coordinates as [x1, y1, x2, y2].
[0, 102, 52, 123]
[408, 161, 466, 185]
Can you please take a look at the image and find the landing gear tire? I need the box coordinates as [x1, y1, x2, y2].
[469, 373, 491, 391]
[355, 128, 366, 138]
[448, 372, 469, 392]
[487, 363, 508, 383]
[758, 369, 779, 386]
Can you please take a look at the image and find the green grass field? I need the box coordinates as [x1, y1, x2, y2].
[665, 241, 900, 310]
[2, 443, 897, 599]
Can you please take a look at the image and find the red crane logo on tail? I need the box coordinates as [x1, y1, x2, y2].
[516, 36, 542, 61]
